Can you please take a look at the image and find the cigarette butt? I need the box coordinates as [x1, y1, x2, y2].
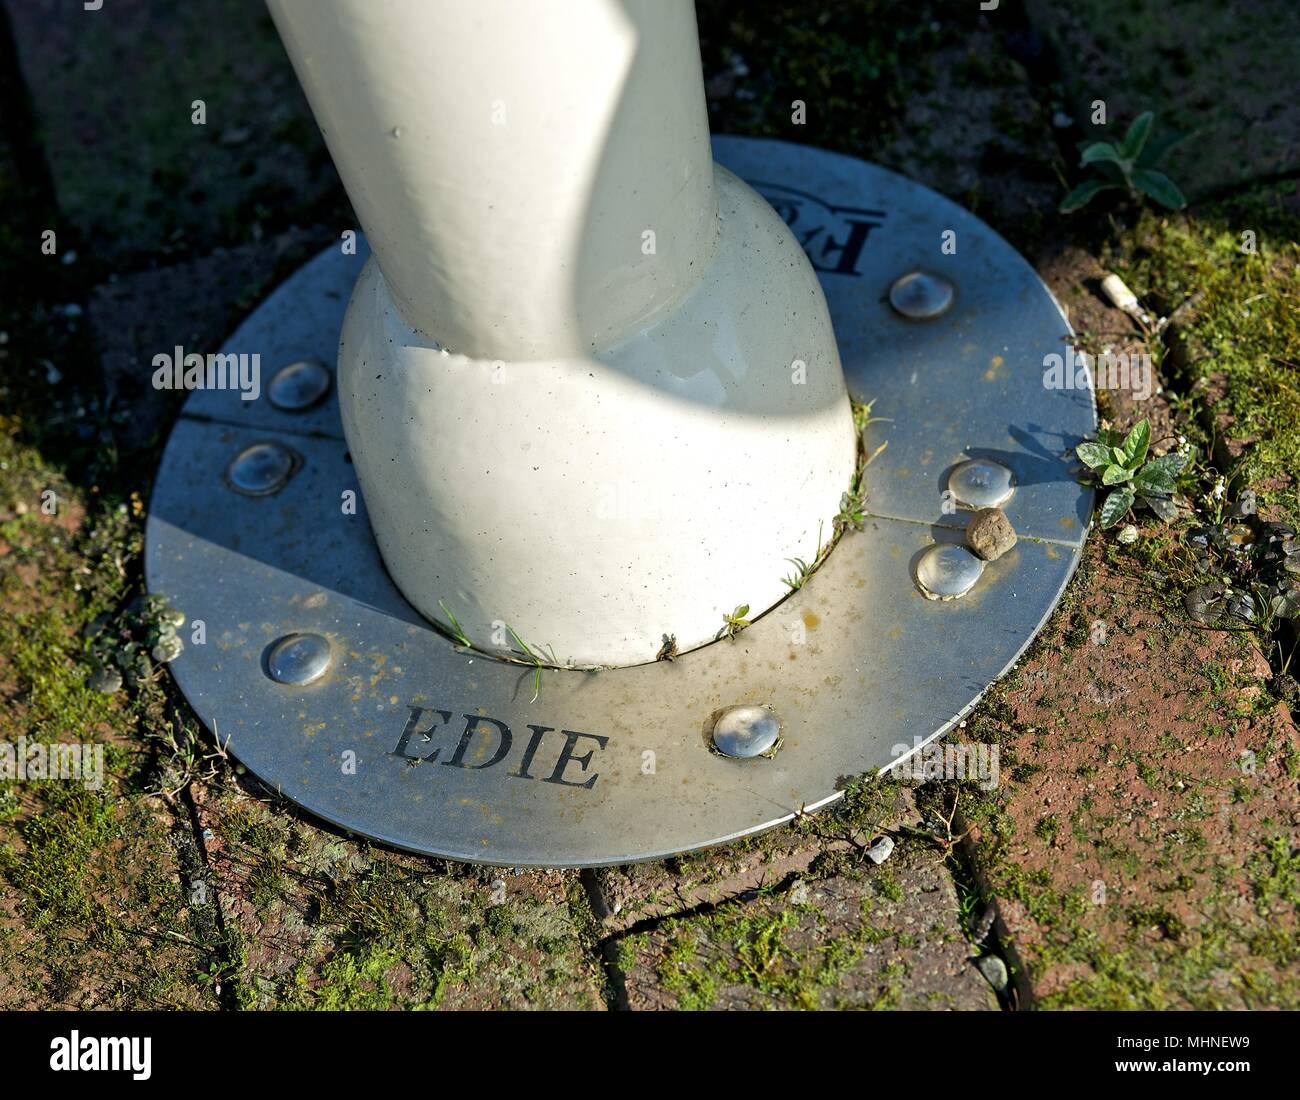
[1101, 272, 1140, 314]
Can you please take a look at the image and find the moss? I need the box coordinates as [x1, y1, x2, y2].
[987, 831, 1300, 1009]
[0, 608, 118, 745]
[257, 860, 601, 1009]
[1113, 189, 1300, 524]
[873, 870, 905, 904]
[1249, 834, 1300, 918]
[0, 783, 116, 926]
[633, 865, 923, 1010]
[563, 875, 615, 1007]
[286, 946, 405, 1011]
[1065, 610, 1092, 648]
[656, 925, 717, 1011]
[1128, 905, 1187, 941]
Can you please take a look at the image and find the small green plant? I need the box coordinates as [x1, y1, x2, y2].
[782, 556, 815, 592]
[852, 397, 890, 436]
[505, 624, 557, 703]
[834, 488, 867, 533]
[1075, 417, 1189, 527]
[780, 521, 828, 593]
[717, 604, 751, 641]
[437, 600, 472, 648]
[837, 409, 886, 537]
[1060, 111, 1187, 212]
[150, 716, 231, 800]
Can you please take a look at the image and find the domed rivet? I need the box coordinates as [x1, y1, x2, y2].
[225, 442, 299, 496]
[711, 704, 782, 759]
[268, 359, 332, 411]
[889, 271, 954, 320]
[915, 544, 985, 601]
[948, 458, 1015, 510]
[266, 632, 332, 685]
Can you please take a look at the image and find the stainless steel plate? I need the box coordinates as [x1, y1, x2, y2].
[146, 137, 1094, 866]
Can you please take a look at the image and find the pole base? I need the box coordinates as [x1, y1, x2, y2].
[146, 137, 1094, 866]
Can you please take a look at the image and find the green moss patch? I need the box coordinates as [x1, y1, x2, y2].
[1111, 188, 1300, 523]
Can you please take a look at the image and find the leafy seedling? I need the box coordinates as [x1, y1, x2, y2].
[1075, 417, 1189, 527]
[717, 604, 751, 641]
[1060, 111, 1187, 212]
[835, 488, 867, 533]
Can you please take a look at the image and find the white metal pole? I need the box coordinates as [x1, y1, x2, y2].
[267, 0, 719, 358]
[268, 0, 856, 668]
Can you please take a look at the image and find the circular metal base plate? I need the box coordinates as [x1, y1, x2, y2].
[146, 137, 1095, 866]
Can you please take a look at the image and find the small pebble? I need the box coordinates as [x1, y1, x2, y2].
[977, 954, 1009, 992]
[788, 879, 809, 905]
[1117, 524, 1138, 545]
[866, 835, 895, 865]
[966, 507, 1017, 561]
[88, 667, 123, 694]
[972, 905, 997, 944]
